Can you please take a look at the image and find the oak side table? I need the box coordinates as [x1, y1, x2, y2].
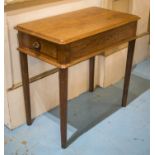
[16, 7, 140, 148]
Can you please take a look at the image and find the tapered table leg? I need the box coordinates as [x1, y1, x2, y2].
[19, 52, 32, 125]
[89, 57, 95, 92]
[122, 40, 136, 107]
[59, 68, 68, 148]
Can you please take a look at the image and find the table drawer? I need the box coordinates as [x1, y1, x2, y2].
[18, 32, 57, 59]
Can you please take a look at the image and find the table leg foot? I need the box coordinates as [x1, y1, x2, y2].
[59, 68, 68, 148]
[89, 57, 95, 92]
[122, 40, 136, 107]
[61, 143, 67, 149]
[19, 52, 32, 125]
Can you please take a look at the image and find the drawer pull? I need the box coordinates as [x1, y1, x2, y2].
[32, 41, 41, 51]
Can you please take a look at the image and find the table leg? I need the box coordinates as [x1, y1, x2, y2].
[19, 52, 32, 125]
[59, 68, 68, 148]
[122, 40, 136, 107]
[89, 57, 95, 92]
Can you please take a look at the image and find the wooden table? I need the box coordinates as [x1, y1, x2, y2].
[16, 7, 140, 148]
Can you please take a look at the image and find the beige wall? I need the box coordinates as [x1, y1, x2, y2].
[98, 0, 149, 87]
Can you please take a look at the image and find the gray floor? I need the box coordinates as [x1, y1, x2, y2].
[50, 66, 149, 132]
[5, 58, 150, 155]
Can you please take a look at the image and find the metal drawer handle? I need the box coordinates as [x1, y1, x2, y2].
[32, 41, 41, 51]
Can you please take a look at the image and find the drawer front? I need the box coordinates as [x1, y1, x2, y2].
[18, 32, 57, 59]
[70, 22, 137, 60]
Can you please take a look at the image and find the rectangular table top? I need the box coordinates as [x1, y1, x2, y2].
[16, 7, 139, 44]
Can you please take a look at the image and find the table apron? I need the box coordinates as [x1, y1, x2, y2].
[18, 21, 137, 67]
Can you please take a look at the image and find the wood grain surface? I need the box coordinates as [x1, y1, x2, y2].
[16, 7, 140, 44]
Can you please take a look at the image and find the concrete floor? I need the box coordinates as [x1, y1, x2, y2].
[4, 59, 150, 155]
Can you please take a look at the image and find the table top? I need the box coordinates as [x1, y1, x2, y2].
[16, 7, 139, 44]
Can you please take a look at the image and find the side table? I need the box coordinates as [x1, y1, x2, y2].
[16, 7, 140, 148]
